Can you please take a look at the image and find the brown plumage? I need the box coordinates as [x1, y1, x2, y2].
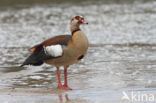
[21, 16, 89, 90]
[30, 35, 71, 52]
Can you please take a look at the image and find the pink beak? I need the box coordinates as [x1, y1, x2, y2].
[80, 19, 88, 24]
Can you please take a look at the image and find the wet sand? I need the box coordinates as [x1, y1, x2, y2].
[1, 45, 156, 103]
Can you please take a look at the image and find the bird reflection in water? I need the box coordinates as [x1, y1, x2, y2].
[58, 93, 70, 102]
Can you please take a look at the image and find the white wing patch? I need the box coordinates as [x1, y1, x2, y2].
[45, 45, 63, 57]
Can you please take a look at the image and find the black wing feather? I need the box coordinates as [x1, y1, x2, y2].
[21, 47, 54, 67]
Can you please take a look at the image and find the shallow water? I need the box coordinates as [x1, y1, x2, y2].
[0, 0, 156, 103]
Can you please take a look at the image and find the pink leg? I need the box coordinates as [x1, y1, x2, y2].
[56, 67, 72, 90]
[63, 66, 72, 90]
[56, 67, 62, 88]
[64, 66, 68, 87]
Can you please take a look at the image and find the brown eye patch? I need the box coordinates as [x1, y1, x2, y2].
[75, 16, 84, 20]
[75, 16, 80, 20]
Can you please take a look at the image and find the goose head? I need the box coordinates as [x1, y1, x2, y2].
[70, 16, 88, 33]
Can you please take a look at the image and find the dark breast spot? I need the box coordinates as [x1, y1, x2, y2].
[78, 55, 84, 60]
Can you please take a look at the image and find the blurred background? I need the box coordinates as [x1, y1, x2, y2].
[0, 0, 156, 103]
[0, 0, 156, 47]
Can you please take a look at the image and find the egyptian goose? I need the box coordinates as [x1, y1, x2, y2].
[21, 16, 89, 90]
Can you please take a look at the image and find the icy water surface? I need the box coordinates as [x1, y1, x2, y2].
[0, 0, 156, 103]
